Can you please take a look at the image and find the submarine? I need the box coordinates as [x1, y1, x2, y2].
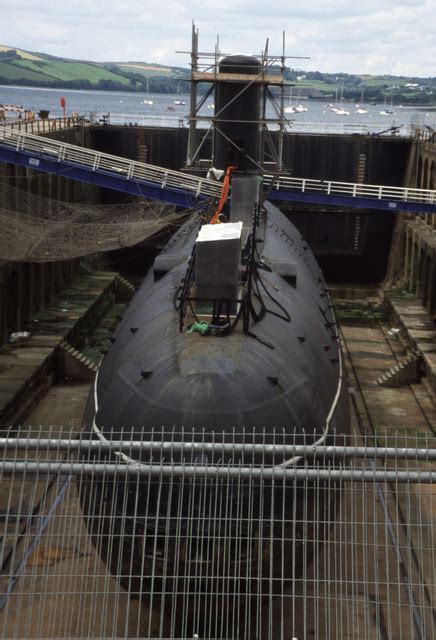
[80, 53, 350, 634]
[85, 54, 349, 440]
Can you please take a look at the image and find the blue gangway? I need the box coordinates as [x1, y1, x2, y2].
[0, 128, 435, 215]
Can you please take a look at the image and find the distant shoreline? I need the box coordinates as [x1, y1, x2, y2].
[1, 44, 435, 107]
[1, 84, 435, 109]
[0, 83, 185, 96]
[0, 83, 436, 112]
[0, 84, 188, 95]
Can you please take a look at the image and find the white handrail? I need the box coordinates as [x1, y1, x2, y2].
[0, 127, 223, 200]
[1, 127, 435, 207]
[264, 173, 436, 205]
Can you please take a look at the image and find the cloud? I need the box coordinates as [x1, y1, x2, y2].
[1, 0, 434, 76]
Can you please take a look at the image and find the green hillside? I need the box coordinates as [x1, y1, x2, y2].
[0, 44, 434, 103]
[116, 63, 173, 77]
[14, 59, 132, 84]
[0, 60, 51, 83]
[285, 70, 436, 105]
[0, 57, 132, 86]
[0, 45, 188, 92]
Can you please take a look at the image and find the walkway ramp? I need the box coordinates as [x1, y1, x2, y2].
[1, 127, 436, 214]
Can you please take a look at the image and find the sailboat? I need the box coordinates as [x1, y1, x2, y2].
[295, 103, 308, 112]
[330, 88, 339, 113]
[143, 77, 153, 106]
[174, 83, 186, 106]
[380, 95, 395, 116]
[355, 89, 368, 114]
[284, 87, 296, 114]
[333, 84, 350, 115]
[294, 90, 308, 112]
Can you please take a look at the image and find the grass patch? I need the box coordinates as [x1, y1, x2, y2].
[0, 60, 51, 82]
[291, 80, 339, 92]
[117, 63, 172, 77]
[0, 45, 43, 61]
[13, 59, 131, 84]
[335, 306, 387, 323]
[385, 289, 417, 300]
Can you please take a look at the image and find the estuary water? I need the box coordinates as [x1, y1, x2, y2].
[1, 84, 435, 135]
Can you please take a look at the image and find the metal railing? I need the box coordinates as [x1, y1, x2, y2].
[265, 173, 436, 205]
[0, 116, 81, 134]
[288, 123, 433, 139]
[1, 126, 435, 208]
[1, 436, 436, 482]
[286, 120, 404, 136]
[1, 431, 435, 639]
[3, 436, 436, 460]
[0, 126, 223, 199]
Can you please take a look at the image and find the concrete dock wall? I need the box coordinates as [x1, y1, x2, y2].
[389, 134, 436, 319]
[0, 127, 102, 347]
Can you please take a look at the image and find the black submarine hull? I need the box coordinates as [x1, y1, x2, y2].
[80, 199, 349, 567]
[87, 202, 348, 440]
[86, 50, 348, 440]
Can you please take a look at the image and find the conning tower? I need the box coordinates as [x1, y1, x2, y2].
[213, 55, 262, 172]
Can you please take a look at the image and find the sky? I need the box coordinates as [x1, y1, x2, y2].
[1, 0, 435, 77]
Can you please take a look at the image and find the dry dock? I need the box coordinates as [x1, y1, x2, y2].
[0, 120, 435, 638]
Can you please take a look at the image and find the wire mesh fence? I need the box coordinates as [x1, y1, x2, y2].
[0, 429, 435, 639]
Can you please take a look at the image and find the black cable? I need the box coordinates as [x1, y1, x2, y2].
[254, 268, 291, 322]
[173, 283, 183, 310]
[187, 297, 201, 324]
[250, 275, 267, 322]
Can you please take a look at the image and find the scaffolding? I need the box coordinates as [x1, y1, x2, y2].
[182, 24, 309, 174]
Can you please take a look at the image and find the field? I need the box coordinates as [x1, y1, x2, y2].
[0, 44, 433, 103]
[117, 63, 174, 77]
[0, 44, 187, 89]
[0, 60, 50, 83]
[0, 57, 132, 85]
[15, 58, 130, 84]
[291, 80, 338, 92]
[0, 44, 42, 61]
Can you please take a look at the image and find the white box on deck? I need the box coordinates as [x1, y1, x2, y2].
[195, 222, 242, 300]
[196, 221, 243, 244]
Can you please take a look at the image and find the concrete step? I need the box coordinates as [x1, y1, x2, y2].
[0, 271, 135, 431]
[59, 340, 98, 380]
[376, 350, 422, 388]
[115, 274, 136, 301]
[387, 293, 436, 400]
[79, 301, 131, 365]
